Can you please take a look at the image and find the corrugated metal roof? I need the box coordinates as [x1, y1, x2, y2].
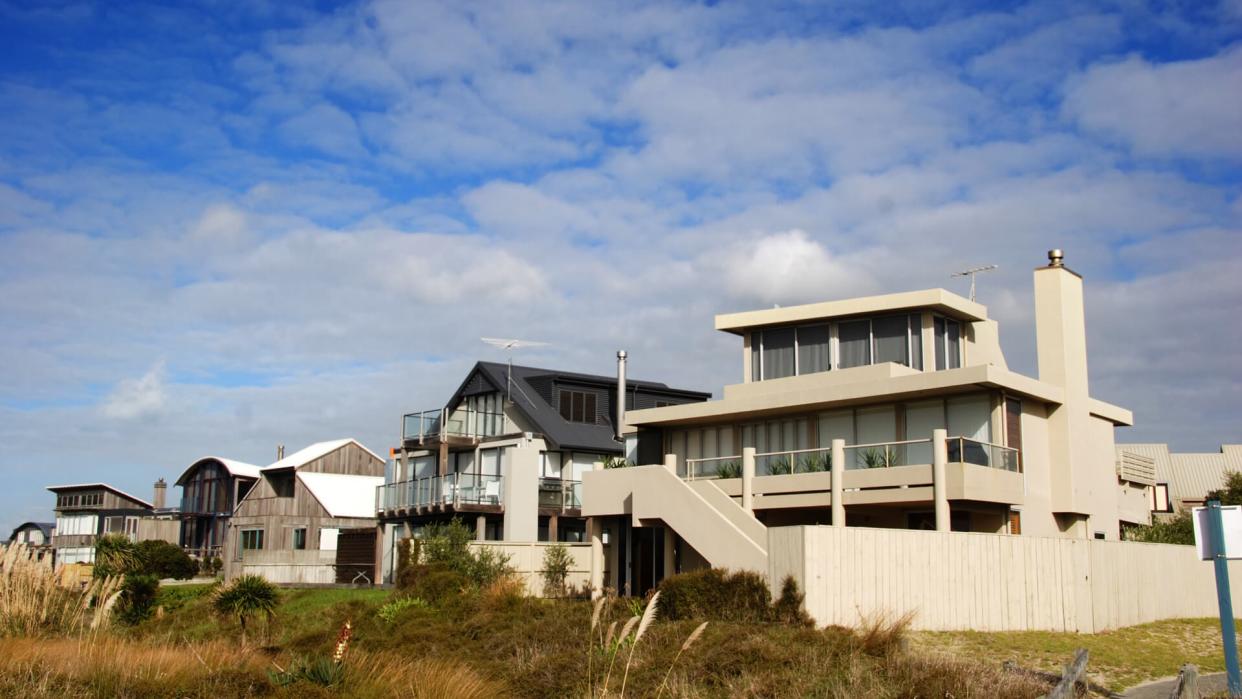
[174, 456, 262, 486]
[264, 438, 384, 471]
[1117, 443, 1242, 503]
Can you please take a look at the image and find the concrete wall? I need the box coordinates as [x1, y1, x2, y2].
[772, 525, 1242, 633]
[471, 541, 592, 596]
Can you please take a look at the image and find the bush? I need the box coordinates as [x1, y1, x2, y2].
[93, 534, 140, 579]
[116, 574, 160, 625]
[1125, 512, 1194, 545]
[541, 544, 572, 597]
[135, 540, 198, 580]
[657, 568, 771, 623]
[772, 576, 812, 626]
[415, 568, 471, 606]
[376, 596, 428, 624]
[414, 520, 513, 588]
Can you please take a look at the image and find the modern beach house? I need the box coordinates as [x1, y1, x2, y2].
[375, 361, 709, 583]
[583, 250, 1147, 595]
[1116, 442, 1242, 516]
[46, 482, 180, 566]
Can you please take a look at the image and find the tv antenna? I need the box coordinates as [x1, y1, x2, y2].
[951, 264, 998, 302]
[481, 337, 548, 402]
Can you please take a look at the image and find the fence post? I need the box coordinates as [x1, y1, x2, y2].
[932, 429, 950, 532]
[831, 439, 845, 528]
[1044, 648, 1088, 699]
[1170, 664, 1199, 699]
[742, 447, 756, 514]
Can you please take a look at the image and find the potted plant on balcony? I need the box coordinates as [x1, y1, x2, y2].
[715, 461, 742, 479]
[797, 453, 829, 473]
[767, 457, 793, 475]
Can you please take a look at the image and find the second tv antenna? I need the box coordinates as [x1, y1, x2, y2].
[951, 264, 997, 302]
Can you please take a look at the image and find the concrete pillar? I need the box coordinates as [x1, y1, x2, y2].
[502, 446, 539, 541]
[589, 459, 605, 599]
[933, 428, 950, 532]
[475, 514, 486, 540]
[831, 439, 845, 527]
[742, 447, 756, 514]
[664, 453, 677, 475]
[548, 514, 558, 543]
[662, 526, 676, 581]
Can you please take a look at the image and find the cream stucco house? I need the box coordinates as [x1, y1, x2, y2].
[582, 250, 1151, 595]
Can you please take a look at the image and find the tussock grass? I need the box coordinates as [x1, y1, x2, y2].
[0, 544, 122, 638]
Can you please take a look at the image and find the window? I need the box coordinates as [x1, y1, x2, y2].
[761, 327, 796, 379]
[541, 451, 563, 479]
[559, 390, 598, 424]
[837, 320, 871, 369]
[292, 528, 307, 550]
[797, 324, 831, 374]
[240, 529, 264, 550]
[1008, 511, 1022, 535]
[934, 316, 961, 370]
[270, 473, 295, 498]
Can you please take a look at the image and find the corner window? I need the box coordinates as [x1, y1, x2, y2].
[241, 529, 264, 550]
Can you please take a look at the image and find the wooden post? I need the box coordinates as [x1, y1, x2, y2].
[1044, 648, 1088, 699]
[1170, 664, 1200, 699]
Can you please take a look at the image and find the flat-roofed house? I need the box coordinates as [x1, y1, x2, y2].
[224, 439, 384, 584]
[46, 482, 178, 566]
[1116, 443, 1242, 516]
[583, 250, 1144, 595]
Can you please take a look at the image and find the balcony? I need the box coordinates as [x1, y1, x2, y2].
[376, 473, 503, 514]
[402, 408, 507, 445]
[685, 436, 1023, 508]
[538, 479, 583, 511]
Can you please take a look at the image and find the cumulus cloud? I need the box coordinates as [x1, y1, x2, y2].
[706, 230, 876, 305]
[101, 362, 167, 420]
[1063, 46, 1242, 159]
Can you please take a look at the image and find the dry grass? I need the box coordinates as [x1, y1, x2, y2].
[0, 544, 122, 638]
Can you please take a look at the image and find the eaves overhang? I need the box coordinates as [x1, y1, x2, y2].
[715, 289, 989, 335]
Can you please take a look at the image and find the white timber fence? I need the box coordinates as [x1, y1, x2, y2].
[769, 525, 1242, 633]
[470, 541, 592, 597]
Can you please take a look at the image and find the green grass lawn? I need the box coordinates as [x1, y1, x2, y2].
[915, 618, 1238, 693]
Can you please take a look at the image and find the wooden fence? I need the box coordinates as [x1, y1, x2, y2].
[769, 526, 1242, 633]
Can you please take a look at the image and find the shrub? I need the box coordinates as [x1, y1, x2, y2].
[135, 540, 198, 580]
[395, 538, 421, 591]
[716, 461, 742, 479]
[199, 556, 223, 576]
[418, 520, 512, 588]
[767, 458, 793, 475]
[1125, 512, 1194, 545]
[116, 574, 160, 625]
[93, 534, 140, 579]
[541, 544, 572, 597]
[772, 576, 812, 626]
[415, 568, 470, 606]
[656, 568, 771, 623]
[376, 596, 427, 624]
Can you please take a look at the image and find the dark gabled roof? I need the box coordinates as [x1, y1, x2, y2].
[445, 361, 710, 453]
[7, 522, 54, 542]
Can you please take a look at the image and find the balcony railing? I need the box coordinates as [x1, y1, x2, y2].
[402, 408, 507, 443]
[948, 437, 1020, 472]
[376, 473, 504, 511]
[678, 436, 1021, 480]
[538, 478, 582, 509]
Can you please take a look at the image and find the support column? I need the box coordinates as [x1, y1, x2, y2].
[662, 527, 676, 581]
[831, 439, 845, 527]
[742, 447, 756, 514]
[933, 428, 950, 532]
[589, 460, 605, 599]
[475, 514, 486, 540]
[664, 453, 677, 475]
[548, 514, 558, 543]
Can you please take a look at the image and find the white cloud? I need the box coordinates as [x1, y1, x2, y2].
[101, 362, 167, 420]
[707, 230, 876, 305]
[1063, 46, 1242, 158]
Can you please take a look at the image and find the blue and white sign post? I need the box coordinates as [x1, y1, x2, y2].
[1194, 500, 1242, 697]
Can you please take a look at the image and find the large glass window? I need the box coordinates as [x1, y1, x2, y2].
[797, 324, 830, 374]
[837, 320, 871, 368]
[872, 315, 909, 365]
[762, 327, 796, 379]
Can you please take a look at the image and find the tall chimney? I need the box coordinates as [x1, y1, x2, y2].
[277, 444, 285, 460]
[1033, 248, 1092, 515]
[615, 350, 628, 442]
[153, 478, 166, 509]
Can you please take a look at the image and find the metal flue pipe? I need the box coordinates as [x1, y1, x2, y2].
[615, 350, 627, 442]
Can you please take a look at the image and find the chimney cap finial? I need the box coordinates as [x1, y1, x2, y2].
[1047, 249, 1064, 267]
[617, 350, 627, 359]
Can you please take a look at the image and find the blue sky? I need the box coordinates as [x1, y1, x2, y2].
[1, 0, 1240, 533]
